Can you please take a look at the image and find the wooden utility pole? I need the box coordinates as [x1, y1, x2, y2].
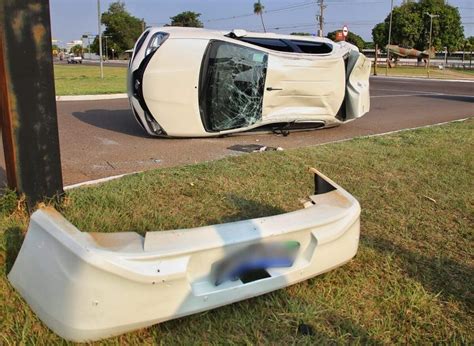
[317, 0, 325, 37]
[0, 0, 63, 209]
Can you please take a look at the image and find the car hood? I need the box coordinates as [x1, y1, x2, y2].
[142, 38, 209, 137]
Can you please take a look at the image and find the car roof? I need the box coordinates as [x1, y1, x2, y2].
[146, 26, 335, 45]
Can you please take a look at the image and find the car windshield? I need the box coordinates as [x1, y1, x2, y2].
[199, 41, 268, 132]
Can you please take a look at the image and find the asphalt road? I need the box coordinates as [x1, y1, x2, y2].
[1, 77, 472, 186]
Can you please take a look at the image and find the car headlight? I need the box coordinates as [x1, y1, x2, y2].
[145, 32, 169, 57]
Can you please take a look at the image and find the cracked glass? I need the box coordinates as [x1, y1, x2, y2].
[200, 41, 268, 131]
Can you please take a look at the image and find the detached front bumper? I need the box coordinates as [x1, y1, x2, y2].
[8, 169, 360, 342]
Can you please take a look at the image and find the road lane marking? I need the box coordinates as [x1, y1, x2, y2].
[372, 93, 474, 99]
[371, 76, 474, 83]
[371, 93, 443, 98]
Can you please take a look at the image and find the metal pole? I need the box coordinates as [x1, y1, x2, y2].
[104, 36, 107, 61]
[374, 44, 378, 75]
[425, 13, 439, 79]
[0, 0, 64, 209]
[98, 0, 103, 78]
[385, 0, 394, 76]
[428, 15, 433, 78]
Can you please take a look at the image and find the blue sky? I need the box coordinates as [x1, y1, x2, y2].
[50, 0, 474, 46]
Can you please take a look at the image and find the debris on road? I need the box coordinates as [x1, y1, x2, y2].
[228, 144, 284, 153]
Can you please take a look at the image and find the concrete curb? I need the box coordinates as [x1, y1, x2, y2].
[64, 171, 141, 190]
[370, 75, 474, 83]
[56, 93, 127, 102]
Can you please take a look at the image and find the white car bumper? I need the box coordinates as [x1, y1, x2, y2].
[8, 169, 360, 342]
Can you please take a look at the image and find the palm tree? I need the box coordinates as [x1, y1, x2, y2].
[254, 1, 266, 33]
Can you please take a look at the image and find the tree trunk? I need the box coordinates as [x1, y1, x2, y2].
[260, 13, 266, 33]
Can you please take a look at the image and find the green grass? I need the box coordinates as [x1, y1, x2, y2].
[54, 65, 127, 96]
[374, 65, 474, 79]
[1, 120, 473, 343]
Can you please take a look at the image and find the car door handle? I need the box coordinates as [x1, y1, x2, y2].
[266, 87, 283, 91]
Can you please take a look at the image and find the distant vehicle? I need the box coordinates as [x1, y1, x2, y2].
[386, 44, 435, 66]
[128, 27, 371, 137]
[67, 55, 82, 64]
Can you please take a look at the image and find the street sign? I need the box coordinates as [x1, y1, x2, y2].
[342, 25, 349, 37]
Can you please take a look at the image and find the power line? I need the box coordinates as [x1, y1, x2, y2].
[203, 1, 315, 23]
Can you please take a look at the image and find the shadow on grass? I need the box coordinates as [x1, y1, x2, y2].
[4, 227, 24, 274]
[209, 194, 287, 225]
[153, 285, 380, 344]
[319, 310, 381, 344]
[363, 234, 474, 311]
[71, 109, 149, 138]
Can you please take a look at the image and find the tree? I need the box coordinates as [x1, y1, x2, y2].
[254, 1, 266, 33]
[91, 1, 143, 56]
[463, 36, 474, 61]
[372, 23, 387, 49]
[170, 11, 203, 27]
[371, 0, 464, 52]
[327, 30, 366, 50]
[70, 44, 83, 56]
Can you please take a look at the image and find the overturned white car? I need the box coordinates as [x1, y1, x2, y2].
[128, 27, 371, 137]
[9, 169, 360, 341]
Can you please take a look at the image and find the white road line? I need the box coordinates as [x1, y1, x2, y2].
[371, 75, 474, 83]
[374, 88, 439, 94]
[371, 93, 441, 98]
[371, 92, 474, 99]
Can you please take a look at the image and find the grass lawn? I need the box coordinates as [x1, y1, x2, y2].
[54, 64, 127, 96]
[374, 65, 474, 80]
[1, 120, 473, 343]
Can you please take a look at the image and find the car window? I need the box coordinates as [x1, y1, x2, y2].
[239, 37, 294, 53]
[133, 30, 150, 61]
[290, 40, 333, 54]
[200, 41, 268, 132]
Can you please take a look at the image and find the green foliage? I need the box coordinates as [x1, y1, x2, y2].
[372, 22, 387, 49]
[372, 0, 465, 52]
[69, 44, 83, 56]
[170, 11, 203, 27]
[0, 190, 17, 217]
[253, 1, 264, 15]
[365, 41, 375, 49]
[464, 36, 474, 51]
[91, 1, 143, 55]
[327, 30, 366, 50]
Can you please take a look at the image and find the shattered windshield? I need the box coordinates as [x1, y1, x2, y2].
[199, 41, 268, 132]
